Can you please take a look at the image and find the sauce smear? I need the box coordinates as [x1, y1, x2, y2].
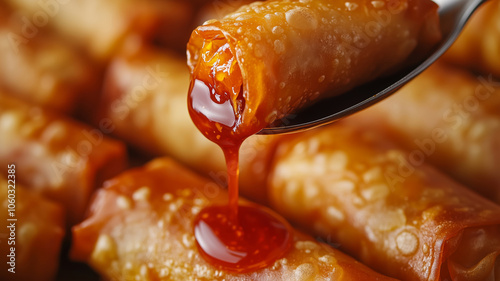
[188, 73, 292, 272]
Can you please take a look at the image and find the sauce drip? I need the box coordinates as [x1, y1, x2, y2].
[188, 39, 292, 272]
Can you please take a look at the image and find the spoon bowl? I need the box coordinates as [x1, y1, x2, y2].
[259, 0, 488, 135]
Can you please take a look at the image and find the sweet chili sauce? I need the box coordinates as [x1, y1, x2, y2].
[188, 40, 291, 273]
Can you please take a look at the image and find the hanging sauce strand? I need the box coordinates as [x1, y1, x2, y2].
[188, 36, 292, 272]
[223, 144, 241, 220]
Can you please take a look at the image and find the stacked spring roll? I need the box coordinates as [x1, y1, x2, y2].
[0, 95, 128, 226]
[71, 157, 398, 281]
[350, 62, 500, 204]
[267, 119, 500, 281]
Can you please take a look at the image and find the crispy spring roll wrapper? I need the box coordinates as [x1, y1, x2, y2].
[5, 0, 192, 60]
[0, 12, 99, 115]
[0, 95, 128, 226]
[98, 46, 282, 203]
[0, 177, 65, 281]
[268, 121, 500, 281]
[443, 0, 500, 77]
[71, 157, 397, 281]
[187, 0, 441, 137]
[350, 62, 500, 203]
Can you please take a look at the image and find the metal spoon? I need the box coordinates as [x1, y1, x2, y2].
[259, 0, 488, 135]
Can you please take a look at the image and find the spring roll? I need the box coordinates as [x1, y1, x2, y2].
[444, 0, 500, 77]
[268, 120, 500, 281]
[4, 0, 192, 60]
[71, 157, 397, 281]
[98, 45, 282, 203]
[0, 6, 98, 115]
[187, 0, 441, 138]
[0, 95, 128, 226]
[0, 177, 65, 281]
[350, 62, 500, 203]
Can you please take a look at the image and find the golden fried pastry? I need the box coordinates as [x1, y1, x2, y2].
[72, 157, 397, 281]
[268, 120, 500, 281]
[187, 0, 441, 140]
[350, 62, 500, 203]
[0, 95, 128, 226]
[0, 177, 65, 281]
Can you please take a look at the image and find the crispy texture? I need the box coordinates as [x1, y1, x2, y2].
[0, 95, 128, 226]
[268, 120, 500, 281]
[0, 177, 65, 281]
[350, 62, 500, 203]
[187, 0, 441, 136]
[71, 157, 397, 281]
[444, 0, 500, 77]
[98, 46, 282, 203]
[0, 6, 98, 115]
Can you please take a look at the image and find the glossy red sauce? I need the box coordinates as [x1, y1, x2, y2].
[193, 204, 291, 273]
[188, 78, 292, 272]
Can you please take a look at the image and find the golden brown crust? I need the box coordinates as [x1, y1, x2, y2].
[0, 95, 128, 226]
[268, 120, 500, 281]
[72, 157, 398, 281]
[350, 62, 500, 203]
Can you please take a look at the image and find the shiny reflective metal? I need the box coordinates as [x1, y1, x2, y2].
[260, 0, 488, 135]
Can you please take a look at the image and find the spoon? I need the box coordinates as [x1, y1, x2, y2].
[259, 0, 488, 135]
